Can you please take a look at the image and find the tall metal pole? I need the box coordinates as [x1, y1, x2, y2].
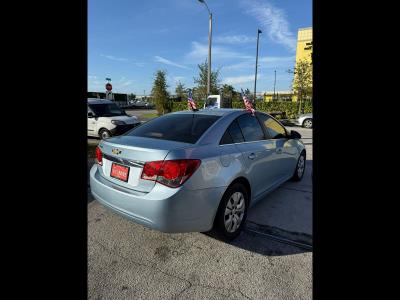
[198, 1, 212, 98]
[254, 29, 261, 108]
[273, 70, 276, 101]
[207, 13, 212, 97]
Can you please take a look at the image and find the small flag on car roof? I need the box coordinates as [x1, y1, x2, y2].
[187, 89, 198, 111]
[241, 88, 255, 115]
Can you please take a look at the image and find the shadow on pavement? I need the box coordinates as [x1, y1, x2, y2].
[88, 158, 313, 256]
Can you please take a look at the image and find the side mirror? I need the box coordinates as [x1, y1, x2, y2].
[290, 130, 302, 139]
[88, 112, 95, 118]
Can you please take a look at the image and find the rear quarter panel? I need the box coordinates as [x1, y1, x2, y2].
[165, 144, 247, 191]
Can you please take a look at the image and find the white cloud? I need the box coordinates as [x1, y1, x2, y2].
[133, 62, 145, 67]
[241, 0, 297, 51]
[100, 54, 129, 61]
[214, 34, 256, 44]
[173, 76, 185, 83]
[154, 56, 189, 69]
[186, 41, 252, 63]
[223, 56, 295, 71]
[119, 80, 134, 87]
[222, 74, 262, 85]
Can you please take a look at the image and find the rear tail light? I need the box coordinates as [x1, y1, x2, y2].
[95, 146, 103, 165]
[141, 159, 201, 188]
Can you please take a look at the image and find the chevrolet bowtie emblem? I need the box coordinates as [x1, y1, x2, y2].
[112, 148, 121, 155]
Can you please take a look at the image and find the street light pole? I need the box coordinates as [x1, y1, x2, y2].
[254, 29, 262, 108]
[273, 70, 276, 101]
[198, 0, 212, 97]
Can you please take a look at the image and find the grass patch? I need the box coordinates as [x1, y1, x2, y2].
[141, 112, 159, 119]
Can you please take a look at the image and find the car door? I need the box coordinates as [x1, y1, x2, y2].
[257, 112, 298, 180]
[87, 106, 97, 137]
[233, 113, 277, 199]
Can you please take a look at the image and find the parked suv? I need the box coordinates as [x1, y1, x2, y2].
[88, 99, 141, 139]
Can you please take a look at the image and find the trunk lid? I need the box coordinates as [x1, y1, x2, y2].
[98, 136, 191, 192]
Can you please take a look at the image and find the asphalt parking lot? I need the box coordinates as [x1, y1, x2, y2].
[87, 112, 312, 299]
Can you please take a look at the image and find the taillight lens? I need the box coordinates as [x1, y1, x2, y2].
[141, 159, 201, 188]
[141, 161, 163, 181]
[95, 146, 103, 165]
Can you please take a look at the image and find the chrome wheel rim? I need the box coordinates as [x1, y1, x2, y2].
[304, 120, 312, 128]
[224, 192, 245, 233]
[297, 155, 305, 178]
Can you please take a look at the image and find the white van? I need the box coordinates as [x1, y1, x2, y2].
[88, 99, 140, 139]
[203, 95, 221, 109]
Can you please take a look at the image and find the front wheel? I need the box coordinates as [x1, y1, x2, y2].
[212, 183, 248, 241]
[291, 151, 306, 181]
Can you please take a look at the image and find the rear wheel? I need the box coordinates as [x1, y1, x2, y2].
[302, 118, 312, 128]
[99, 128, 111, 140]
[212, 183, 248, 241]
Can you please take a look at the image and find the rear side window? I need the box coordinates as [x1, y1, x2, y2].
[127, 113, 220, 144]
[220, 131, 233, 145]
[236, 114, 265, 142]
[257, 113, 287, 139]
[220, 120, 245, 145]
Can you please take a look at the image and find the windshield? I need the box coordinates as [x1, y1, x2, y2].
[89, 103, 125, 117]
[127, 113, 221, 144]
[205, 97, 218, 108]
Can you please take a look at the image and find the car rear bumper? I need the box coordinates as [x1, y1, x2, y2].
[89, 165, 226, 233]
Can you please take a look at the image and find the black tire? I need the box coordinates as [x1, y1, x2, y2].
[302, 118, 312, 129]
[99, 128, 112, 140]
[212, 183, 249, 241]
[291, 151, 306, 181]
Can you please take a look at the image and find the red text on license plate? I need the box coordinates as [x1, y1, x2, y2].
[110, 163, 129, 182]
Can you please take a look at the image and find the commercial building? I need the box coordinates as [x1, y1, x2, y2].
[292, 27, 313, 102]
[263, 91, 293, 102]
[295, 27, 313, 64]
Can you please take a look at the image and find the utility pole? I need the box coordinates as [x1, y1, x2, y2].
[254, 29, 262, 108]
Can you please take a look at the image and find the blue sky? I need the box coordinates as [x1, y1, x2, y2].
[88, 0, 312, 95]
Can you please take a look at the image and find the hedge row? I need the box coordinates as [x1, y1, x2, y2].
[172, 101, 312, 118]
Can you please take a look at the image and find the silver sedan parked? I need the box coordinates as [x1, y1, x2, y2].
[90, 109, 306, 240]
[294, 113, 313, 128]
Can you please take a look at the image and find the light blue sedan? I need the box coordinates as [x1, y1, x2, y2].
[90, 109, 306, 240]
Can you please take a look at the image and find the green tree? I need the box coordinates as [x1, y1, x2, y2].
[220, 84, 235, 99]
[292, 60, 312, 114]
[151, 70, 170, 115]
[128, 93, 136, 101]
[175, 81, 187, 102]
[193, 60, 220, 101]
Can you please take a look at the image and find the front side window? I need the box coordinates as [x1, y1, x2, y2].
[236, 113, 265, 142]
[257, 113, 287, 139]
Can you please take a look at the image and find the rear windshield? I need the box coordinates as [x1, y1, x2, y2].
[126, 113, 221, 144]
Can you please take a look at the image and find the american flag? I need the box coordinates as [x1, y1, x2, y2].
[241, 89, 255, 115]
[187, 89, 197, 111]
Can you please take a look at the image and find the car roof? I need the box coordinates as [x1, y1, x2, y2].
[87, 98, 113, 104]
[171, 108, 246, 117]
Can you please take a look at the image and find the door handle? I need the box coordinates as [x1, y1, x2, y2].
[276, 148, 283, 154]
[248, 153, 256, 160]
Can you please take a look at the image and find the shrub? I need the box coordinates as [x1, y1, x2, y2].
[172, 100, 312, 118]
